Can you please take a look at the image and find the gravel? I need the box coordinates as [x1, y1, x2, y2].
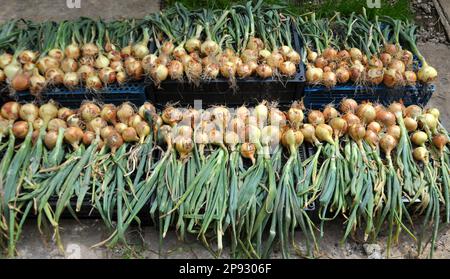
[412, 0, 449, 44]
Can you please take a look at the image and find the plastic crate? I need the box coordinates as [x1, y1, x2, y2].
[146, 26, 306, 107]
[303, 84, 435, 109]
[1, 82, 147, 108]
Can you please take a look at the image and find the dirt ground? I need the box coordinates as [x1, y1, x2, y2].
[1, 1, 450, 259]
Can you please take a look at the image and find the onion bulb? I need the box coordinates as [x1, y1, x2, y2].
[19, 103, 39, 122]
[13, 121, 29, 139]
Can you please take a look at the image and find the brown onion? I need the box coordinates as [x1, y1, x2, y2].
[387, 125, 401, 141]
[13, 121, 29, 139]
[308, 110, 325, 126]
[101, 104, 117, 124]
[44, 130, 58, 149]
[80, 102, 100, 123]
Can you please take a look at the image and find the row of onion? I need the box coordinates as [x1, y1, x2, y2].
[299, 11, 438, 87]
[0, 99, 448, 258]
[147, 1, 301, 88]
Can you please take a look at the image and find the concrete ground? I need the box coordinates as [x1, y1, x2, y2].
[1, 1, 450, 259]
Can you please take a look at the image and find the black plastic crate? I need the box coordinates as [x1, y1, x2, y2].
[303, 84, 435, 109]
[1, 82, 146, 108]
[147, 26, 306, 107]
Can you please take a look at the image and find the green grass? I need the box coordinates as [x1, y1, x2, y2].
[163, 0, 413, 21]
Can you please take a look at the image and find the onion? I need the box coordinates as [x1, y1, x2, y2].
[432, 134, 448, 151]
[286, 50, 302, 65]
[63, 72, 80, 88]
[39, 102, 58, 124]
[269, 107, 286, 127]
[117, 103, 135, 124]
[389, 59, 405, 74]
[387, 125, 401, 141]
[49, 48, 64, 62]
[314, 57, 328, 69]
[79, 56, 94, 67]
[420, 113, 438, 132]
[82, 43, 99, 57]
[376, 109, 396, 127]
[166, 60, 183, 81]
[400, 50, 413, 66]
[240, 142, 256, 164]
[287, 102, 304, 129]
[121, 45, 132, 58]
[417, 64, 438, 83]
[174, 136, 193, 159]
[29, 69, 47, 95]
[329, 117, 348, 138]
[0, 53, 13, 69]
[244, 125, 261, 143]
[67, 114, 82, 128]
[306, 66, 323, 83]
[323, 105, 339, 122]
[19, 103, 39, 122]
[367, 68, 384, 85]
[301, 123, 320, 145]
[99, 67, 116, 84]
[127, 60, 144, 80]
[335, 67, 350, 84]
[224, 131, 239, 150]
[116, 71, 127, 84]
[219, 61, 236, 79]
[388, 102, 405, 116]
[380, 134, 397, 156]
[99, 126, 117, 139]
[185, 60, 202, 82]
[427, 108, 440, 120]
[254, 102, 269, 127]
[348, 123, 366, 143]
[308, 110, 325, 126]
[380, 53, 392, 66]
[369, 56, 383, 69]
[404, 105, 422, 119]
[350, 62, 365, 82]
[338, 50, 351, 61]
[106, 132, 123, 154]
[80, 102, 100, 123]
[256, 64, 273, 79]
[161, 106, 182, 127]
[85, 73, 102, 90]
[247, 37, 264, 51]
[185, 37, 201, 53]
[13, 121, 29, 139]
[322, 71, 337, 87]
[48, 118, 67, 131]
[4, 59, 22, 80]
[412, 146, 428, 162]
[11, 72, 30, 91]
[64, 127, 84, 148]
[384, 43, 397, 55]
[365, 129, 379, 148]
[44, 130, 58, 149]
[128, 114, 143, 129]
[404, 71, 417, 86]
[37, 56, 59, 74]
[110, 60, 124, 72]
[138, 102, 156, 120]
[115, 122, 128, 134]
[404, 117, 418, 132]
[65, 42, 80, 59]
[88, 117, 107, 136]
[77, 65, 94, 81]
[58, 107, 74, 121]
[241, 49, 258, 63]
[315, 123, 334, 144]
[83, 131, 96, 145]
[135, 122, 150, 143]
[201, 40, 219, 56]
[120, 126, 138, 142]
[356, 102, 376, 124]
[281, 128, 303, 150]
[279, 61, 296, 76]
[61, 58, 78, 73]
[342, 112, 361, 127]
[237, 63, 252, 78]
[33, 118, 44, 130]
[350, 48, 363, 61]
[236, 106, 250, 122]
[307, 49, 318, 62]
[203, 63, 219, 80]
[19, 50, 37, 64]
[367, 121, 382, 134]
[267, 51, 283, 68]
[45, 68, 64, 85]
[411, 130, 428, 146]
[95, 53, 110, 69]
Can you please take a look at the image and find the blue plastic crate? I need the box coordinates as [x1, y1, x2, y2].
[303, 84, 435, 109]
[2, 82, 147, 108]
